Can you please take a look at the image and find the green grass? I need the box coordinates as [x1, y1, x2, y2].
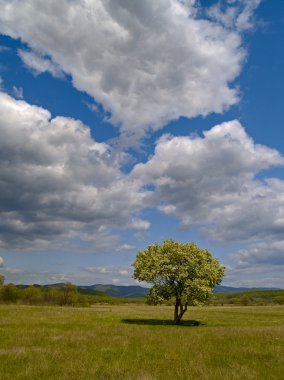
[0, 305, 283, 380]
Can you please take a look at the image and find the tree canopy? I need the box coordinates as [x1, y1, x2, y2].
[133, 240, 225, 324]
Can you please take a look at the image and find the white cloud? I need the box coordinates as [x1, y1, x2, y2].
[0, 92, 149, 249]
[224, 264, 284, 289]
[1, 91, 284, 279]
[0, 0, 259, 138]
[0, 45, 9, 53]
[132, 120, 284, 243]
[0, 256, 3, 267]
[2, 267, 21, 274]
[207, 0, 261, 32]
[0, 266, 73, 285]
[118, 269, 130, 276]
[116, 244, 136, 252]
[112, 278, 120, 284]
[233, 240, 284, 267]
[83, 265, 133, 284]
[18, 49, 64, 78]
[12, 86, 24, 99]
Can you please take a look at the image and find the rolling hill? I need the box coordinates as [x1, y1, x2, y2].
[78, 284, 281, 298]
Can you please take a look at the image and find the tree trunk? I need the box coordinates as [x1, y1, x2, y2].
[174, 298, 188, 324]
[174, 298, 180, 322]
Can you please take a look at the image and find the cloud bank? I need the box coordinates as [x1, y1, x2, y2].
[1, 92, 284, 259]
[1, 88, 284, 285]
[0, 0, 259, 137]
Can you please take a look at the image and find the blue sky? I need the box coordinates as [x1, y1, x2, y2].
[0, 0, 284, 288]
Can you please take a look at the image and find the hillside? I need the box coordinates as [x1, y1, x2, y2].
[79, 284, 281, 298]
[80, 284, 149, 298]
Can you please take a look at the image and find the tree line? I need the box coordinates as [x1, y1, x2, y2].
[1, 276, 283, 307]
[0, 275, 144, 306]
[0, 278, 87, 306]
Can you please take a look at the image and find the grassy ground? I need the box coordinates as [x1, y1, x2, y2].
[0, 305, 283, 380]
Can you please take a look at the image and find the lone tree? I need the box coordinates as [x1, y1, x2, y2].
[133, 240, 224, 324]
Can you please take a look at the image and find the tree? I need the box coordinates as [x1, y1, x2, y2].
[43, 286, 61, 304]
[58, 282, 79, 305]
[22, 286, 43, 304]
[133, 240, 225, 324]
[1, 283, 20, 302]
[0, 275, 4, 301]
[240, 295, 250, 306]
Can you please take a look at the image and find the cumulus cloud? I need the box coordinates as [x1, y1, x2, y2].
[0, 0, 259, 137]
[233, 240, 284, 268]
[0, 92, 149, 249]
[132, 120, 284, 243]
[1, 90, 284, 277]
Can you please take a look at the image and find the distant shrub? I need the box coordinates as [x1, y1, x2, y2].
[227, 298, 239, 305]
[22, 286, 43, 304]
[240, 295, 251, 306]
[58, 283, 79, 306]
[1, 283, 20, 302]
[274, 296, 284, 305]
[43, 286, 61, 304]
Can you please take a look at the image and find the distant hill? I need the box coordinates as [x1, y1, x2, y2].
[79, 284, 281, 298]
[214, 285, 281, 293]
[80, 284, 149, 298]
[15, 283, 281, 298]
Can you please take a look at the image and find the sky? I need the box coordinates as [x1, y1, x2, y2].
[0, 0, 284, 288]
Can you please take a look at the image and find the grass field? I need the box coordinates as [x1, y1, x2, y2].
[0, 305, 283, 380]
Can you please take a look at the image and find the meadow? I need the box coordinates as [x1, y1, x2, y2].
[0, 305, 283, 380]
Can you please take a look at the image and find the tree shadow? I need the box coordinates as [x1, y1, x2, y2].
[121, 318, 204, 327]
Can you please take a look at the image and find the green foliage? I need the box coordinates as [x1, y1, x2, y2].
[57, 282, 79, 306]
[43, 286, 62, 304]
[22, 286, 43, 304]
[240, 295, 250, 306]
[133, 240, 224, 323]
[1, 283, 20, 302]
[0, 274, 4, 287]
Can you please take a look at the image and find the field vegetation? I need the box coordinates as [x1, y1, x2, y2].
[0, 304, 283, 379]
